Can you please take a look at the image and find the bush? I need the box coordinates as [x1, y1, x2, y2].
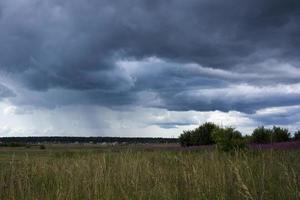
[212, 127, 245, 152]
[251, 126, 272, 144]
[243, 135, 252, 143]
[179, 130, 193, 147]
[271, 126, 290, 142]
[0, 142, 26, 147]
[192, 122, 220, 145]
[294, 131, 300, 140]
[179, 122, 220, 146]
[252, 126, 291, 144]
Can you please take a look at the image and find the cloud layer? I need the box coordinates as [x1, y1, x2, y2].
[0, 0, 300, 136]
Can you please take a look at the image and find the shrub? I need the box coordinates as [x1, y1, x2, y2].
[243, 135, 252, 143]
[179, 122, 220, 146]
[179, 130, 193, 147]
[192, 122, 220, 145]
[251, 126, 272, 144]
[0, 142, 26, 147]
[294, 131, 300, 140]
[40, 145, 46, 150]
[271, 126, 290, 142]
[212, 127, 245, 152]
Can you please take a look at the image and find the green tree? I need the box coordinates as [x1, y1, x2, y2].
[192, 122, 220, 145]
[271, 126, 290, 142]
[294, 131, 300, 141]
[251, 126, 272, 144]
[179, 122, 220, 146]
[212, 127, 245, 152]
[179, 130, 193, 147]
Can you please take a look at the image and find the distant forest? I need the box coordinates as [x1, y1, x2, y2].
[0, 136, 179, 144]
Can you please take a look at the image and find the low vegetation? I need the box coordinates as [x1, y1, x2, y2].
[212, 127, 245, 152]
[0, 146, 299, 199]
[180, 123, 300, 151]
[252, 126, 291, 144]
[0, 124, 299, 199]
[179, 122, 219, 147]
[0, 136, 178, 144]
[294, 130, 300, 141]
[0, 142, 27, 147]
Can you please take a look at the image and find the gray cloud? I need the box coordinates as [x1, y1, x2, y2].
[1, 0, 300, 115]
[0, 84, 15, 99]
[253, 105, 300, 126]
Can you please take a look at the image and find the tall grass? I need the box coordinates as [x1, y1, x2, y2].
[0, 148, 299, 200]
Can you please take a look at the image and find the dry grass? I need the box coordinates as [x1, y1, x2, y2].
[0, 145, 299, 200]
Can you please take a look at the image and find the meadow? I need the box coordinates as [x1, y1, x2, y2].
[0, 144, 299, 200]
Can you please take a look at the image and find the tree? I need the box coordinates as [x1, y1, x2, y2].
[179, 130, 193, 147]
[272, 126, 290, 142]
[294, 131, 300, 141]
[212, 127, 245, 151]
[193, 122, 220, 145]
[251, 126, 272, 144]
[179, 122, 220, 146]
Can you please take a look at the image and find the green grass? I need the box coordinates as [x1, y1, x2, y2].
[0, 145, 299, 200]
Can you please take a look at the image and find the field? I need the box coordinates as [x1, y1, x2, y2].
[0, 144, 299, 200]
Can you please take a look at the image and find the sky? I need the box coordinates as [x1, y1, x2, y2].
[0, 0, 300, 137]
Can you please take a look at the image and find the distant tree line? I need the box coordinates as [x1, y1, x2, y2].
[179, 122, 300, 151]
[0, 136, 178, 145]
[251, 126, 291, 144]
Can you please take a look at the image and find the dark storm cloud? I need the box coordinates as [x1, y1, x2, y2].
[1, 0, 300, 112]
